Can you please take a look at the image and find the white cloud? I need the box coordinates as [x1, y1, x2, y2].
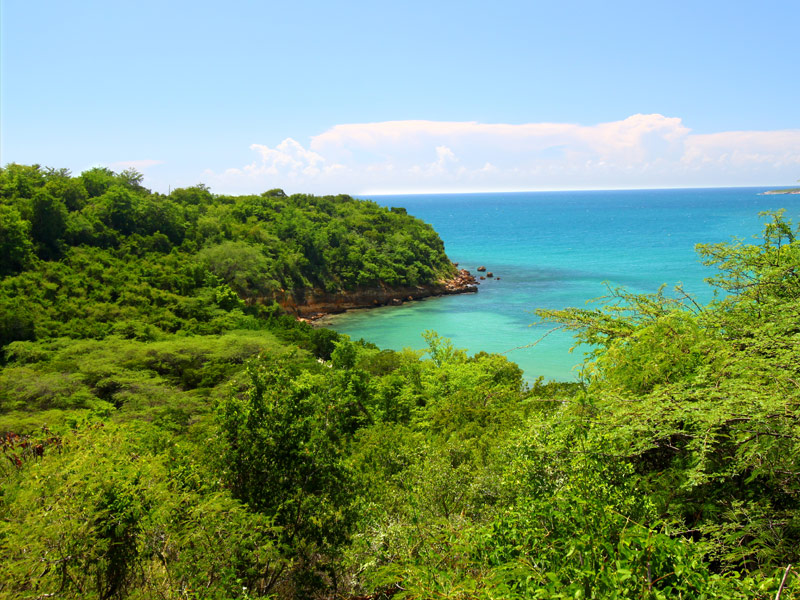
[202, 115, 800, 195]
[246, 139, 328, 177]
[204, 139, 348, 192]
[410, 145, 461, 177]
[684, 130, 800, 168]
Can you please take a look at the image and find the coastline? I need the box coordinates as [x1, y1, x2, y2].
[275, 268, 478, 321]
[763, 189, 800, 195]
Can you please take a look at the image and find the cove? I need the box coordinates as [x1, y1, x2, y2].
[318, 188, 800, 382]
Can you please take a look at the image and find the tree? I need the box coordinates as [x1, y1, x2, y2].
[214, 354, 358, 592]
[30, 190, 68, 259]
[0, 163, 45, 200]
[99, 185, 139, 235]
[198, 241, 278, 298]
[80, 166, 119, 198]
[118, 168, 146, 191]
[170, 183, 213, 205]
[43, 173, 88, 211]
[0, 205, 34, 275]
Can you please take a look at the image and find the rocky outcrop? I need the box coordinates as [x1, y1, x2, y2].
[273, 268, 478, 319]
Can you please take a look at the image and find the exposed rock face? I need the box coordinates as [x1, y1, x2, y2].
[443, 268, 478, 293]
[273, 267, 478, 319]
[477, 266, 486, 272]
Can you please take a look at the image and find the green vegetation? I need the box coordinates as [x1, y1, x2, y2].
[1, 163, 799, 597]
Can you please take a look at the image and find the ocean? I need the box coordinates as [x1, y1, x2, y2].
[317, 188, 800, 382]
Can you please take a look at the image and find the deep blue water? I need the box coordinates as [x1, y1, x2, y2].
[318, 188, 800, 381]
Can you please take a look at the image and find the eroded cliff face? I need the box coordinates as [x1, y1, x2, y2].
[273, 269, 478, 319]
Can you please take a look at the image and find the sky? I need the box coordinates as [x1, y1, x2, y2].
[2, 0, 799, 195]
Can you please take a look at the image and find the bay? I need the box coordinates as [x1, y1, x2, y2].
[318, 188, 800, 382]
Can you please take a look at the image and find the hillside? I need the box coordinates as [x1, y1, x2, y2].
[1, 164, 799, 598]
[0, 163, 466, 344]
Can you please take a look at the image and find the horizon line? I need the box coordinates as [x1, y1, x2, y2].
[357, 183, 790, 197]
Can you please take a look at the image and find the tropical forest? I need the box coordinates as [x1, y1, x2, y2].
[1, 163, 799, 599]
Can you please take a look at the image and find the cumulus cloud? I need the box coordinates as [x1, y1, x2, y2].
[202, 115, 800, 194]
[205, 139, 348, 192]
[247, 139, 327, 177]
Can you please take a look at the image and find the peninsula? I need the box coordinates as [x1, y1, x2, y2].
[0, 163, 473, 345]
[764, 188, 800, 194]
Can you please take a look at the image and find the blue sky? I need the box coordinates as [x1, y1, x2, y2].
[2, 0, 799, 194]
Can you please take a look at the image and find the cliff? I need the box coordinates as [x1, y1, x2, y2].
[275, 268, 478, 319]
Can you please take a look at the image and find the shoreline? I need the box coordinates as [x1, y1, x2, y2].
[762, 189, 800, 195]
[276, 268, 479, 322]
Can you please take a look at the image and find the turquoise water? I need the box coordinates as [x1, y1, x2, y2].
[318, 188, 800, 382]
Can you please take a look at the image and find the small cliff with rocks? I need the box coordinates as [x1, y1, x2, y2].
[275, 268, 478, 319]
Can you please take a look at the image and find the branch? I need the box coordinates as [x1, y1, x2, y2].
[674, 284, 705, 314]
[501, 324, 566, 354]
[775, 564, 792, 600]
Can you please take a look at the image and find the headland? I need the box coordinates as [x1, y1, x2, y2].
[764, 188, 800, 195]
